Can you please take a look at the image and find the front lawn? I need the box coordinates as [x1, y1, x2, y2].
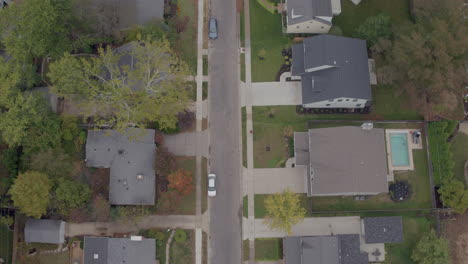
[170, 230, 195, 264]
[0, 224, 13, 264]
[332, 0, 412, 37]
[250, 0, 291, 82]
[450, 132, 468, 185]
[176, 0, 198, 73]
[255, 238, 282, 260]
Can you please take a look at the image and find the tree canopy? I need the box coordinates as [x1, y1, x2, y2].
[9, 171, 51, 218]
[0, 0, 74, 61]
[353, 13, 392, 47]
[412, 229, 450, 264]
[264, 189, 306, 234]
[371, 0, 467, 119]
[55, 179, 92, 216]
[48, 40, 190, 130]
[168, 169, 194, 195]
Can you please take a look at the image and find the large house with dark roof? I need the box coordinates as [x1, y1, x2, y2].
[294, 126, 389, 197]
[284, 0, 341, 33]
[283, 216, 404, 264]
[85, 128, 156, 205]
[83, 236, 156, 264]
[292, 35, 372, 109]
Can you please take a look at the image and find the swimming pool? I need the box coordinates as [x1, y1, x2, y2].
[390, 133, 410, 167]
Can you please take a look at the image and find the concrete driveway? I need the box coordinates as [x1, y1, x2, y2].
[164, 131, 208, 157]
[253, 168, 307, 194]
[250, 81, 302, 106]
[246, 216, 362, 238]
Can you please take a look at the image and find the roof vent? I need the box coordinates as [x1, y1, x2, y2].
[137, 174, 144, 180]
[131, 236, 143, 241]
[93, 253, 99, 259]
[123, 180, 128, 186]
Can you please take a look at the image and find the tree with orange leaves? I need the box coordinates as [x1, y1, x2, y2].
[168, 169, 194, 196]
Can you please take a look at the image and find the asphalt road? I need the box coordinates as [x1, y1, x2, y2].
[208, 0, 242, 262]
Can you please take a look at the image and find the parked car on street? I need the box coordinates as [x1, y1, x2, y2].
[208, 174, 216, 197]
[209, 18, 218, 40]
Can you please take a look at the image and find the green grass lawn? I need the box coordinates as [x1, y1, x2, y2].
[177, 0, 198, 73]
[250, 0, 291, 82]
[450, 132, 468, 185]
[370, 85, 423, 120]
[243, 240, 250, 261]
[243, 195, 248, 217]
[332, 0, 411, 37]
[201, 157, 208, 213]
[18, 252, 69, 264]
[170, 230, 194, 264]
[255, 238, 282, 260]
[242, 107, 247, 167]
[0, 224, 12, 264]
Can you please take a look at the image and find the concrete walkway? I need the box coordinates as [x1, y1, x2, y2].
[251, 168, 307, 194]
[165, 230, 176, 264]
[164, 131, 209, 157]
[243, 216, 362, 239]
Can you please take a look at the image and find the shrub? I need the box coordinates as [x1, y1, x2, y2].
[353, 13, 392, 47]
[174, 229, 187, 243]
[1, 148, 18, 177]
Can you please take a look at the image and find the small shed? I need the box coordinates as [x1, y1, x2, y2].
[24, 219, 66, 244]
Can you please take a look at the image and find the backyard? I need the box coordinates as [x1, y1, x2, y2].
[250, 0, 291, 82]
[332, 0, 412, 37]
[450, 131, 468, 185]
[252, 106, 421, 168]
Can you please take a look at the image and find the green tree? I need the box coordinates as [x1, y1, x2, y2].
[55, 179, 91, 216]
[9, 171, 51, 218]
[28, 148, 73, 183]
[264, 189, 306, 234]
[0, 0, 74, 61]
[371, 0, 467, 119]
[353, 13, 392, 47]
[412, 229, 450, 264]
[48, 40, 190, 130]
[438, 178, 468, 213]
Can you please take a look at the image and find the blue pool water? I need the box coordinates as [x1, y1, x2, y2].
[390, 133, 410, 167]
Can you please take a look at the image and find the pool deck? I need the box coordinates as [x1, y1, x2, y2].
[385, 129, 423, 180]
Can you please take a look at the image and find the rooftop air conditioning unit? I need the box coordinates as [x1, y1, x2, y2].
[361, 123, 373, 130]
[130, 236, 143, 241]
[137, 174, 144, 180]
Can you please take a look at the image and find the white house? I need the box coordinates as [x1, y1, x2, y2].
[284, 0, 341, 34]
[291, 35, 372, 109]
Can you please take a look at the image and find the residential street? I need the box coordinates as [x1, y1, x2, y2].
[208, 0, 242, 262]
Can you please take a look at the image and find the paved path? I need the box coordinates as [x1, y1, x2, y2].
[66, 215, 200, 237]
[249, 168, 307, 194]
[165, 230, 175, 264]
[249, 81, 302, 106]
[243, 216, 362, 239]
[164, 131, 209, 157]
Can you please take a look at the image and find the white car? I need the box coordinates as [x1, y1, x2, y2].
[208, 174, 216, 197]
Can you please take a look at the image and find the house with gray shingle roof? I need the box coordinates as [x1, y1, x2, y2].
[292, 35, 372, 109]
[294, 126, 389, 197]
[283, 235, 369, 264]
[24, 219, 66, 244]
[284, 0, 341, 33]
[83, 236, 156, 264]
[85, 128, 156, 205]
